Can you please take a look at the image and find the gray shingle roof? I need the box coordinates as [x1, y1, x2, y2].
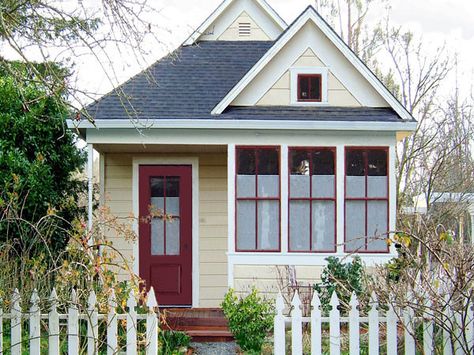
[86, 41, 274, 120]
[85, 40, 408, 123]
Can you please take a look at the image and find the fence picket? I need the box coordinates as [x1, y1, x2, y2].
[68, 289, 79, 355]
[48, 289, 59, 355]
[11, 289, 21, 355]
[329, 292, 341, 355]
[386, 302, 397, 354]
[454, 309, 463, 355]
[29, 290, 41, 355]
[146, 287, 158, 355]
[107, 290, 118, 355]
[87, 291, 98, 355]
[443, 296, 453, 355]
[467, 301, 474, 353]
[291, 291, 303, 355]
[368, 292, 379, 355]
[274, 293, 285, 355]
[403, 302, 416, 355]
[126, 289, 138, 355]
[423, 299, 434, 355]
[348, 292, 359, 355]
[311, 292, 322, 355]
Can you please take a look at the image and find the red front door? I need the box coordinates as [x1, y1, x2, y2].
[139, 165, 192, 306]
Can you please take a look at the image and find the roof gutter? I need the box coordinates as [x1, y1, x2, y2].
[67, 118, 417, 132]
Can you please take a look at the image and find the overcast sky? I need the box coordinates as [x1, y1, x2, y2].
[77, 0, 474, 101]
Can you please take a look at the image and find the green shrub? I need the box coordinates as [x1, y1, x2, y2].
[159, 330, 191, 355]
[314, 256, 369, 312]
[221, 288, 274, 354]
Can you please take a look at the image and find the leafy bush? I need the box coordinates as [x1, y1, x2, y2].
[159, 330, 191, 355]
[221, 288, 274, 354]
[313, 256, 369, 312]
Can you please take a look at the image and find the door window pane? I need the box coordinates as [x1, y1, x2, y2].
[166, 220, 180, 255]
[346, 176, 366, 198]
[236, 201, 256, 250]
[257, 175, 279, 197]
[237, 175, 255, 197]
[312, 201, 335, 251]
[290, 175, 310, 198]
[312, 175, 335, 198]
[151, 219, 164, 255]
[257, 200, 279, 250]
[367, 176, 387, 198]
[289, 201, 310, 251]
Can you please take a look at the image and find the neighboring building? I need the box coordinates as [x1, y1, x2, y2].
[70, 0, 417, 308]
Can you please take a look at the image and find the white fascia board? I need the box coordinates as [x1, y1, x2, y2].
[67, 118, 417, 132]
[183, 0, 286, 46]
[212, 7, 414, 121]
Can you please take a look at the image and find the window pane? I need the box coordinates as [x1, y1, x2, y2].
[166, 219, 180, 255]
[166, 197, 180, 216]
[257, 200, 279, 250]
[346, 176, 365, 198]
[310, 76, 321, 100]
[290, 175, 310, 198]
[298, 76, 309, 100]
[345, 201, 366, 252]
[367, 201, 388, 251]
[237, 175, 256, 197]
[346, 150, 365, 176]
[312, 175, 335, 198]
[312, 201, 335, 251]
[258, 175, 279, 197]
[312, 150, 334, 175]
[368, 150, 387, 176]
[258, 149, 279, 175]
[237, 149, 256, 174]
[367, 176, 387, 198]
[289, 201, 310, 251]
[237, 201, 256, 250]
[290, 150, 310, 175]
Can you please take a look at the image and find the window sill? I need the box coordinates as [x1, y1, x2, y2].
[227, 252, 396, 266]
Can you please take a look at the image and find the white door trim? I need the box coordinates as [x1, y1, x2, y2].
[132, 157, 200, 308]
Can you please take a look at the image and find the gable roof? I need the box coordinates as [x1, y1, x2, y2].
[183, 0, 287, 45]
[86, 41, 273, 120]
[211, 5, 415, 121]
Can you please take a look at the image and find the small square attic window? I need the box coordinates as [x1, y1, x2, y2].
[238, 22, 251, 36]
[298, 74, 322, 102]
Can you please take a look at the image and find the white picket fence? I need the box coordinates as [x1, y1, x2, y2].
[1, 287, 159, 354]
[274, 291, 474, 355]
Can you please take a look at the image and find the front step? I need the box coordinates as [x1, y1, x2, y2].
[161, 308, 234, 342]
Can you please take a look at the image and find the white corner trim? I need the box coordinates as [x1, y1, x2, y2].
[87, 144, 94, 237]
[227, 144, 236, 288]
[211, 7, 413, 121]
[183, 0, 286, 46]
[132, 156, 200, 307]
[290, 66, 329, 105]
[280, 145, 289, 253]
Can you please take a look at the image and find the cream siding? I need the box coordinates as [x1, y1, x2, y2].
[233, 265, 324, 298]
[218, 11, 270, 41]
[102, 152, 227, 307]
[257, 48, 360, 106]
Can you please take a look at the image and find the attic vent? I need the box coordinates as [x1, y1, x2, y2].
[238, 22, 251, 36]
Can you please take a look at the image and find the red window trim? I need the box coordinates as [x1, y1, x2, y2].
[288, 147, 337, 253]
[297, 74, 322, 102]
[344, 147, 390, 254]
[235, 146, 281, 252]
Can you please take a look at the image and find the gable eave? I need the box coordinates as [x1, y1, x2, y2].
[211, 6, 415, 122]
[183, 0, 287, 46]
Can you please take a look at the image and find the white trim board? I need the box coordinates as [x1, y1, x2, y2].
[69, 119, 417, 132]
[211, 6, 414, 121]
[183, 0, 286, 45]
[132, 157, 200, 308]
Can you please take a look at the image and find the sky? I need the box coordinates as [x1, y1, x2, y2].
[72, 0, 474, 102]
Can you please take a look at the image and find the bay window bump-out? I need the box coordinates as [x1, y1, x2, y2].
[288, 148, 336, 252]
[236, 147, 280, 252]
[345, 148, 389, 253]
